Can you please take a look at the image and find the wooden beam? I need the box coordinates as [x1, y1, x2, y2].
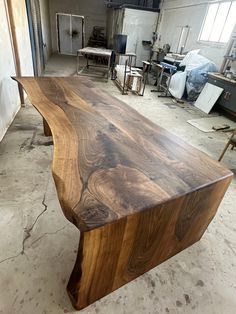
[4, 0, 25, 105]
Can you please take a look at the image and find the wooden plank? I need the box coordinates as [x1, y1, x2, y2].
[13, 76, 233, 310]
[5, 0, 25, 105]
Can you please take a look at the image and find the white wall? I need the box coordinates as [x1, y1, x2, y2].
[0, 1, 19, 141]
[12, 0, 34, 75]
[0, 0, 33, 141]
[158, 0, 236, 68]
[49, 0, 107, 53]
[40, 0, 52, 62]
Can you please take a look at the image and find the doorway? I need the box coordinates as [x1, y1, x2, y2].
[56, 13, 85, 56]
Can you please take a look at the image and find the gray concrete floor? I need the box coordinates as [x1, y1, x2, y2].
[0, 54, 236, 314]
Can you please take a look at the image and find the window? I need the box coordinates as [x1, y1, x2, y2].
[199, 1, 236, 43]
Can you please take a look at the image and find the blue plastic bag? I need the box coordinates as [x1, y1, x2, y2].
[186, 62, 218, 101]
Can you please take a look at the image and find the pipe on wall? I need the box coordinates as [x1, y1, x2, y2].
[163, 1, 214, 11]
[105, 0, 161, 10]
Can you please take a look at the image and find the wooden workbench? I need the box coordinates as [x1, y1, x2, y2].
[14, 76, 233, 310]
[77, 47, 112, 79]
[208, 72, 236, 118]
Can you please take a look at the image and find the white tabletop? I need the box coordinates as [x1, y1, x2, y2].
[78, 47, 112, 57]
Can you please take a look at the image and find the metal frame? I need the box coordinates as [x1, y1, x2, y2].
[157, 66, 172, 98]
[25, 0, 37, 76]
[56, 13, 85, 56]
[25, 0, 45, 76]
[114, 54, 150, 96]
[220, 36, 236, 73]
[114, 55, 136, 95]
[140, 61, 151, 96]
[77, 49, 112, 80]
[151, 62, 177, 98]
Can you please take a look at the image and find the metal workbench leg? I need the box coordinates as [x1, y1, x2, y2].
[86, 56, 89, 69]
[122, 60, 128, 94]
[107, 56, 111, 80]
[77, 51, 80, 75]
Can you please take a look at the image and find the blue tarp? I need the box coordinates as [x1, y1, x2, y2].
[186, 62, 218, 101]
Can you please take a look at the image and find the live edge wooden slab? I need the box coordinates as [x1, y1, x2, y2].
[14, 77, 233, 310]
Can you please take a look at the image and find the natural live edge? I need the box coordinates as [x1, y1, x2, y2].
[12, 76, 83, 228]
[12, 76, 233, 310]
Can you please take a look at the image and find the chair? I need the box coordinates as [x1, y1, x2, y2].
[218, 129, 236, 161]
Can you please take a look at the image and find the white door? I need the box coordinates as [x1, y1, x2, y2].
[57, 13, 84, 55]
[57, 14, 71, 55]
[71, 15, 84, 55]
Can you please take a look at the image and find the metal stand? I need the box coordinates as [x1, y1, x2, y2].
[151, 62, 177, 97]
[77, 48, 112, 80]
[140, 61, 151, 96]
[113, 54, 149, 96]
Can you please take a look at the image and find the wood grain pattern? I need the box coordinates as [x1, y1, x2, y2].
[43, 118, 52, 137]
[14, 77, 233, 310]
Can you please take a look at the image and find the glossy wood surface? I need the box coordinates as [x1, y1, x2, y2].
[14, 77, 233, 310]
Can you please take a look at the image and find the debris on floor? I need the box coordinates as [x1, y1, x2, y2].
[187, 116, 236, 132]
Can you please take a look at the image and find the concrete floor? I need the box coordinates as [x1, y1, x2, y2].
[0, 54, 236, 314]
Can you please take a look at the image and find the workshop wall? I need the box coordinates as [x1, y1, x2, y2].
[158, 0, 235, 68]
[0, 0, 33, 141]
[49, 0, 107, 53]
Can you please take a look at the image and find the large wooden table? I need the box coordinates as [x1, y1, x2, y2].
[14, 77, 232, 310]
